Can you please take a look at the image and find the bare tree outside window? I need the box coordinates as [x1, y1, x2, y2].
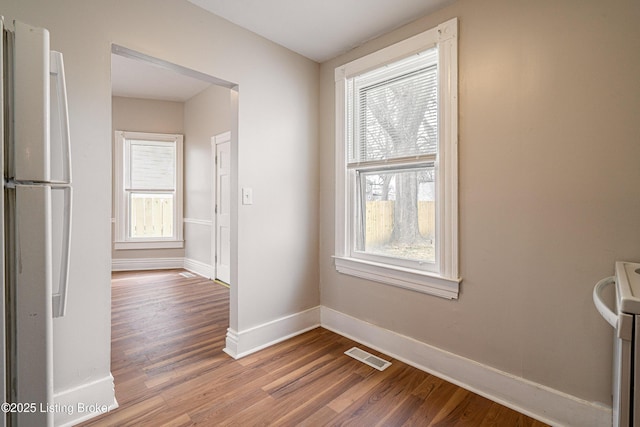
[354, 62, 438, 263]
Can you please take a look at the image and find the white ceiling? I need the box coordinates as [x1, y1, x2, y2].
[111, 54, 212, 102]
[187, 0, 454, 63]
[112, 0, 454, 101]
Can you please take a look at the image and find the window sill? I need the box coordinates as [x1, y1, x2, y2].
[114, 240, 184, 250]
[333, 256, 460, 299]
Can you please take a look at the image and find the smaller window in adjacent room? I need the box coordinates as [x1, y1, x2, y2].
[334, 18, 460, 299]
[114, 131, 184, 250]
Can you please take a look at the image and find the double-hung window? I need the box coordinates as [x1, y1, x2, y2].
[114, 131, 184, 249]
[334, 18, 459, 298]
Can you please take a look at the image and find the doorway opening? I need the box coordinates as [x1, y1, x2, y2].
[109, 43, 238, 349]
[110, 44, 237, 281]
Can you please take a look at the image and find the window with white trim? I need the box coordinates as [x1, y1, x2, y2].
[334, 18, 459, 299]
[114, 131, 184, 250]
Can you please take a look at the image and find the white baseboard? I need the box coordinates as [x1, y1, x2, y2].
[111, 257, 184, 271]
[54, 374, 118, 427]
[111, 257, 214, 279]
[320, 306, 610, 427]
[224, 306, 321, 359]
[183, 257, 213, 279]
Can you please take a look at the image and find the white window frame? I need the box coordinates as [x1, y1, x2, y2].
[334, 18, 460, 299]
[114, 130, 184, 250]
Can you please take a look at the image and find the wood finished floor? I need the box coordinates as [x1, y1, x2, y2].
[79, 270, 548, 427]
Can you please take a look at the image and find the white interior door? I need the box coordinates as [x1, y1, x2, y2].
[214, 132, 231, 284]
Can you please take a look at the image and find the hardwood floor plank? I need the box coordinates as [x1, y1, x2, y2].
[325, 359, 399, 413]
[379, 394, 426, 427]
[270, 373, 364, 426]
[480, 402, 551, 427]
[403, 377, 460, 425]
[262, 349, 365, 401]
[189, 387, 269, 425]
[442, 391, 495, 426]
[326, 364, 430, 426]
[428, 387, 471, 425]
[158, 414, 193, 427]
[215, 394, 277, 426]
[297, 406, 339, 427]
[78, 270, 549, 427]
[163, 365, 271, 420]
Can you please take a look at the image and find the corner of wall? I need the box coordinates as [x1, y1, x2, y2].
[224, 306, 321, 359]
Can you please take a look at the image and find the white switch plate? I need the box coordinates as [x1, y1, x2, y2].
[242, 188, 253, 205]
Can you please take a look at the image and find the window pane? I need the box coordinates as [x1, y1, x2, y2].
[349, 48, 438, 164]
[130, 141, 175, 190]
[130, 193, 174, 238]
[357, 166, 435, 263]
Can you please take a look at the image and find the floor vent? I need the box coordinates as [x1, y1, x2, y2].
[345, 347, 391, 371]
[179, 272, 196, 278]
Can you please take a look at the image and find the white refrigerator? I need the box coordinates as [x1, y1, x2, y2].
[0, 18, 72, 427]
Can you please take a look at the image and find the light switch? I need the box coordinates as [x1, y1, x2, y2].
[242, 188, 253, 205]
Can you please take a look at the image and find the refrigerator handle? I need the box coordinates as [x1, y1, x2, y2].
[593, 276, 617, 329]
[50, 50, 72, 183]
[52, 185, 72, 318]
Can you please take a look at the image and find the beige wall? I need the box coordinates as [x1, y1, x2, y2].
[183, 84, 231, 266]
[112, 96, 184, 135]
[111, 96, 185, 260]
[319, 0, 640, 405]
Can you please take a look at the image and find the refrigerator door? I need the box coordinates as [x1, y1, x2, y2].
[9, 185, 54, 427]
[12, 20, 50, 183]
